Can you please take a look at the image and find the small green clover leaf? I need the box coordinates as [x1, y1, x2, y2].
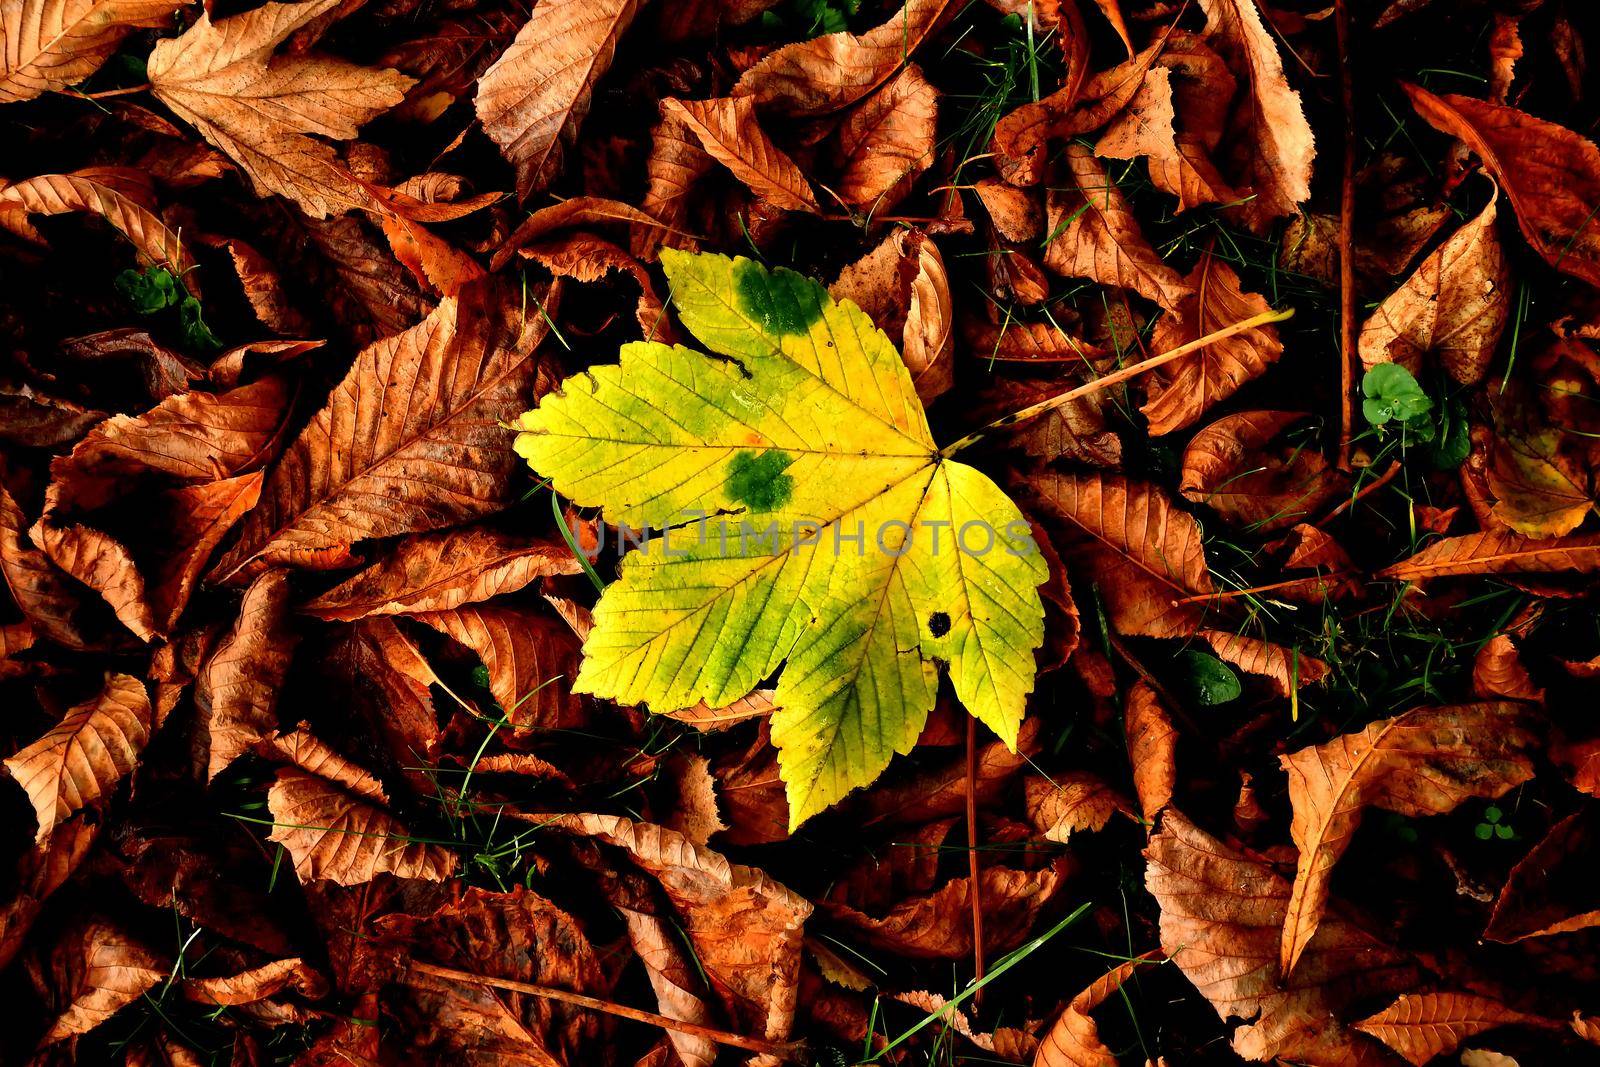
[1362, 363, 1433, 427]
[116, 265, 181, 314]
[1474, 804, 1517, 841]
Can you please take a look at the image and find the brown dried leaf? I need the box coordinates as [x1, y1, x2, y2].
[993, 37, 1164, 186]
[1180, 410, 1343, 531]
[1353, 993, 1555, 1066]
[1025, 772, 1132, 841]
[1044, 144, 1193, 311]
[1279, 703, 1539, 976]
[664, 96, 819, 213]
[830, 228, 952, 401]
[634, 106, 713, 258]
[732, 0, 957, 116]
[1142, 251, 1284, 436]
[1358, 194, 1508, 385]
[413, 604, 584, 731]
[1485, 807, 1600, 942]
[148, 0, 413, 218]
[520, 811, 810, 1045]
[1404, 85, 1600, 288]
[379, 885, 609, 1064]
[835, 63, 937, 211]
[826, 861, 1066, 959]
[5, 672, 150, 841]
[183, 957, 329, 1006]
[2, 480, 96, 649]
[37, 919, 166, 1045]
[48, 375, 292, 513]
[1036, 953, 1160, 1067]
[1024, 471, 1213, 638]
[1146, 810, 1419, 1065]
[519, 231, 675, 340]
[620, 908, 717, 1067]
[1201, 631, 1330, 697]
[211, 277, 557, 582]
[475, 0, 641, 202]
[1096, 34, 1238, 211]
[266, 765, 456, 885]
[1199, 0, 1315, 230]
[1125, 681, 1176, 823]
[1381, 530, 1600, 580]
[0, 169, 200, 284]
[1473, 633, 1543, 703]
[200, 569, 297, 781]
[303, 525, 578, 621]
[0, 0, 183, 102]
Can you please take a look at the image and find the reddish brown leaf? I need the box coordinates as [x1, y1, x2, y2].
[1125, 680, 1176, 823]
[1141, 250, 1284, 436]
[413, 604, 585, 731]
[1198, 0, 1315, 230]
[663, 96, 820, 213]
[731, 0, 958, 116]
[1485, 807, 1600, 942]
[1146, 809, 1419, 1065]
[1278, 703, 1539, 976]
[0, 169, 201, 285]
[1354, 993, 1556, 1066]
[147, 0, 413, 218]
[210, 277, 558, 582]
[4, 672, 150, 841]
[303, 525, 578, 621]
[1359, 194, 1509, 385]
[1036, 953, 1161, 1067]
[1180, 410, 1343, 531]
[1381, 530, 1600, 580]
[835, 63, 938, 211]
[1025, 772, 1133, 841]
[1201, 630, 1330, 697]
[517, 811, 810, 1046]
[1024, 471, 1214, 638]
[200, 569, 297, 781]
[1404, 84, 1600, 288]
[1043, 144, 1193, 311]
[0, 0, 185, 103]
[37, 920, 166, 1045]
[266, 765, 456, 885]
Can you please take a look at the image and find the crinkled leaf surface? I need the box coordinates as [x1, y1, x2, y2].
[515, 250, 1047, 827]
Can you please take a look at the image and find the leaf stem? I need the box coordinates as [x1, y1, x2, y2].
[71, 83, 151, 99]
[965, 715, 986, 1012]
[407, 960, 807, 1061]
[938, 307, 1296, 458]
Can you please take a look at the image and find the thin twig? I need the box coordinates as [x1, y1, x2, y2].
[940, 307, 1295, 457]
[407, 961, 807, 1061]
[1318, 459, 1401, 523]
[965, 715, 986, 1012]
[71, 83, 150, 99]
[1171, 573, 1353, 607]
[1335, 0, 1358, 472]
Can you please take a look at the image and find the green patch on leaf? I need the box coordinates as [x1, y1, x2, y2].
[725, 449, 795, 512]
[734, 259, 825, 337]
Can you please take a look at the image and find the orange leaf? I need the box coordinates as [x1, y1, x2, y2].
[1279, 703, 1538, 976]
